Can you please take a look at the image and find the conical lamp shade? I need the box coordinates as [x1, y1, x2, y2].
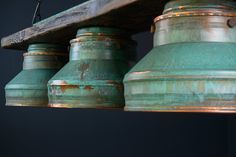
[124, 0, 236, 113]
[5, 44, 68, 107]
[48, 27, 136, 108]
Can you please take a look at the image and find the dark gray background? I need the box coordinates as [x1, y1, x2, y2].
[0, 0, 235, 156]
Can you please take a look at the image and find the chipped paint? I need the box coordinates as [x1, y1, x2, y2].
[79, 63, 90, 80]
[107, 80, 124, 92]
[84, 85, 93, 91]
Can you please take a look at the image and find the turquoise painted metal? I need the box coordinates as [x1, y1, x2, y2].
[48, 27, 136, 108]
[124, 0, 236, 113]
[5, 44, 68, 107]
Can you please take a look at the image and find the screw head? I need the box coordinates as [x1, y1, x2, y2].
[227, 18, 236, 28]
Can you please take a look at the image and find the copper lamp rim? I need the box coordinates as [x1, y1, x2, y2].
[23, 52, 68, 56]
[154, 10, 236, 23]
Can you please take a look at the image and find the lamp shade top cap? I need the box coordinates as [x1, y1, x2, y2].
[164, 0, 236, 13]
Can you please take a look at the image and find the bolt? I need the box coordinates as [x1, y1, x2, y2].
[227, 18, 236, 28]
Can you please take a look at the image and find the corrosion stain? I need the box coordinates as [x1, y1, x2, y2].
[79, 63, 90, 80]
[84, 85, 93, 91]
[60, 85, 80, 93]
[96, 36, 113, 47]
[107, 80, 124, 92]
[97, 36, 107, 41]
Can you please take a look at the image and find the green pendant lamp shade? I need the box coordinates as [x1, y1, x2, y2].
[48, 27, 136, 108]
[5, 44, 68, 107]
[124, 0, 236, 113]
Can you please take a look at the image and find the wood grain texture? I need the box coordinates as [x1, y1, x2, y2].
[1, 0, 167, 50]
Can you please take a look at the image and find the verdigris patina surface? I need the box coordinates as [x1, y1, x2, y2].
[48, 27, 136, 108]
[124, 0, 236, 113]
[5, 44, 68, 107]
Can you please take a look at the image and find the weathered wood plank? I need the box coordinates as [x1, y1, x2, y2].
[1, 0, 167, 50]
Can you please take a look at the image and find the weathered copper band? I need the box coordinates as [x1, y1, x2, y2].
[163, 5, 236, 14]
[23, 52, 68, 56]
[125, 105, 236, 113]
[76, 32, 122, 37]
[154, 10, 236, 22]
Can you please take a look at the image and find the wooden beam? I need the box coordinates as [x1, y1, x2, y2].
[1, 0, 167, 50]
